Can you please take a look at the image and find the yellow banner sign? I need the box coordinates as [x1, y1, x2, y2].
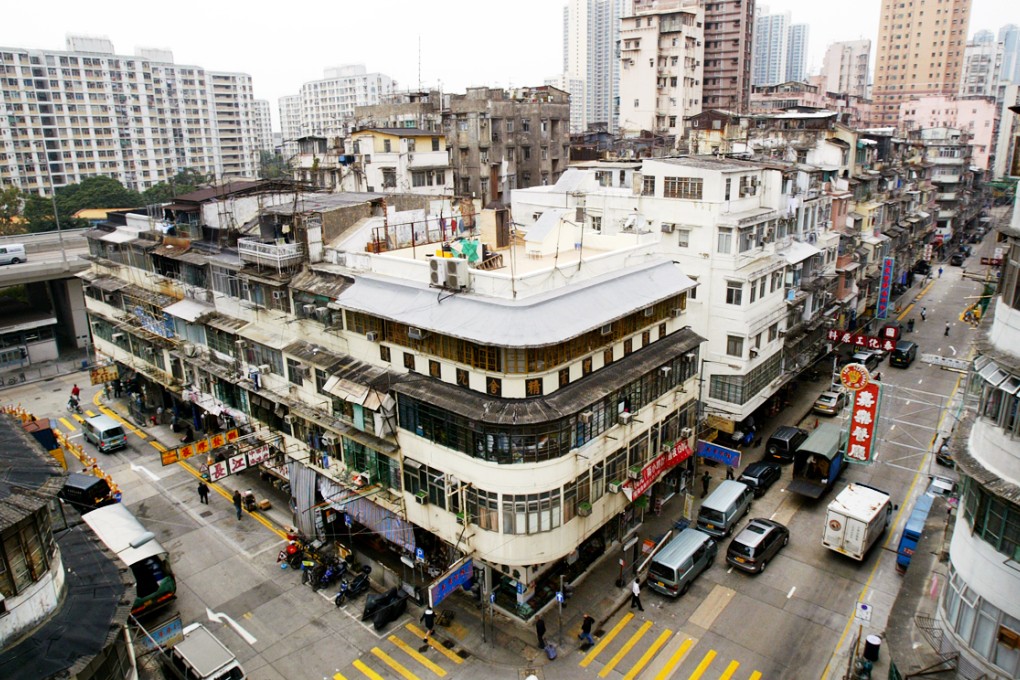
[89, 365, 120, 385]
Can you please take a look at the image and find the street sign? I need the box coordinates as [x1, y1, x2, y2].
[415, 547, 425, 562]
[556, 591, 564, 603]
[696, 440, 741, 466]
[855, 602, 873, 623]
[921, 354, 970, 370]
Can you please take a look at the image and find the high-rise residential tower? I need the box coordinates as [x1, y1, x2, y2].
[821, 40, 871, 98]
[0, 36, 261, 195]
[1000, 24, 1020, 85]
[618, 0, 704, 140]
[785, 24, 809, 83]
[563, 0, 626, 132]
[871, 0, 973, 127]
[700, 0, 755, 112]
[960, 34, 1003, 98]
[277, 65, 397, 144]
[752, 9, 790, 86]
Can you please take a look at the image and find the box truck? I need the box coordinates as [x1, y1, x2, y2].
[788, 422, 846, 499]
[822, 483, 894, 560]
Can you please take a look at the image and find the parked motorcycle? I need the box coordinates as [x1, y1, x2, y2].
[348, 565, 372, 598]
[334, 579, 351, 607]
[320, 557, 347, 589]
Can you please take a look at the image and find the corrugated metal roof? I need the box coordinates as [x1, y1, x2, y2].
[0, 414, 65, 530]
[205, 314, 249, 333]
[283, 340, 345, 369]
[392, 327, 703, 426]
[290, 270, 352, 298]
[336, 260, 695, 348]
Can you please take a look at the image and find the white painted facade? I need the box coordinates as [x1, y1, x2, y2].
[821, 40, 871, 99]
[617, 0, 704, 140]
[0, 36, 260, 195]
[279, 64, 397, 142]
[253, 99, 274, 152]
[349, 131, 453, 196]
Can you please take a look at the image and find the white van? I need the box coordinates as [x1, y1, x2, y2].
[0, 244, 27, 265]
[162, 623, 246, 680]
[81, 414, 128, 453]
[647, 528, 717, 597]
[696, 480, 754, 538]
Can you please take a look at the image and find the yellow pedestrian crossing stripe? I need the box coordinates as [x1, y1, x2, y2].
[403, 623, 463, 664]
[370, 647, 419, 680]
[599, 619, 652, 677]
[654, 637, 693, 680]
[332, 673, 347, 680]
[578, 615, 765, 680]
[59, 417, 76, 431]
[352, 659, 384, 680]
[623, 628, 672, 680]
[387, 635, 446, 677]
[580, 611, 633, 667]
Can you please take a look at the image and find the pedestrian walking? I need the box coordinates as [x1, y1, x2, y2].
[945, 322, 951, 337]
[701, 471, 711, 499]
[197, 481, 209, 504]
[421, 606, 436, 644]
[232, 489, 242, 519]
[630, 578, 644, 612]
[725, 466, 735, 480]
[536, 615, 547, 649]
[938, 266, 943, 278]
[578, 613, 596, 647]
[113, 379, 122, 398]
[921, 307, 927, 322]
[907, 318, 915, 333]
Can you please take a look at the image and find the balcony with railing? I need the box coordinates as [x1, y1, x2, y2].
[237, 238, 305, 270]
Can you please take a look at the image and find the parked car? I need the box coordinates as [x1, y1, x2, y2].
[913, 260, 932, 275]
[949, 253, 965, 266]
[890, 340, 918, 368]
[765, 425, 809, 463]
[726, 518, 790, 573]
[738, 461, 783, 498]
[813, 390, 848, 416]
[847, 350, 881, 372]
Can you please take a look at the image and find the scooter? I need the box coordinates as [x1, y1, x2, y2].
[67, 397, 83, 414]
[334, 579, 351, 607]
[320, 557, 347, 589]
[347, 565, 372, 598]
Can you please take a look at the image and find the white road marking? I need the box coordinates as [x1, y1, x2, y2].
[206, 607, 258, 645]
[129, 462, 159, 482]
[949, 345, 957, 356]
[787, 586, 796, 599]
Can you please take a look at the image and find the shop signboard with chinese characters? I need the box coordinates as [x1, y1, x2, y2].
[89, 364, 119, 385]
[840, 363, 881, 465]
[159, 428, 241, 466]
[428, 557, 473, 608]
[623, 439, 693, 500]
[876, 257, 895, 320]
[827, 329, 896, 354]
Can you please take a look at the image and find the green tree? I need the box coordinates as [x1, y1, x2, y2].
[142, 168, 211, 203]
[259, 150, 292, 180]
[56, 175, 143, 214]
[0, 185, 24, 236]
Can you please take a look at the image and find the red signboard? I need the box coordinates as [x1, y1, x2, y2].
[846, 382, 881, 464]
[980, 257, 1003, 266]
[624, 439, 693, 500]
[826, 328, 896, 353]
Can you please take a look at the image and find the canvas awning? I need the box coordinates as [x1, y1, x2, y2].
[163, 298, 215, 323]
[323, 375, 384, 410]
[781, 240, 821, 264]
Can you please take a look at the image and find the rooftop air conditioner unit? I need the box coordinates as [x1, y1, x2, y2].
[408, 327, 428, 340]
[680, 426, 693, 438]
[619, 412, 633, 425]
[283, 414, 296, 425]
[445, 258, 469, 289]
[428, 257, 443, 286]
[580, 410, 593, 424]
[366, 331, 379, 342]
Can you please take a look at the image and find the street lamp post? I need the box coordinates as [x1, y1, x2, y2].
[38, 142, 68, 268]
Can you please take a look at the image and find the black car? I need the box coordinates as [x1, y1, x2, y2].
[726, 518, 790, 573]
[738, 461, 783, 497]
[950, 253, 965, 266]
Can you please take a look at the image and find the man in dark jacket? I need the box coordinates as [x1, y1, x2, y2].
[421, 606, 436, 644]
[578, 613, 595, 647]
[536, 615, 547, 648]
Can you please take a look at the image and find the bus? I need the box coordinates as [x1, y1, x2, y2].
[82, 503, 176, 616]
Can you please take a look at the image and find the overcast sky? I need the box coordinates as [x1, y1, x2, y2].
[0, 0, 1010, 131]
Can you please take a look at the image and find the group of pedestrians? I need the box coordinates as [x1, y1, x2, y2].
[194, 480, 246, 521]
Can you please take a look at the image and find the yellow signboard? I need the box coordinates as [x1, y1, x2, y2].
[706, 414, 735, 434]
[89, 365, 120, 385]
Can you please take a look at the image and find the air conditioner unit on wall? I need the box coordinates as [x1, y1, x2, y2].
[414, 490, 429, 505]
[283, 414, 296, 425]
[680, 427, 693, 438]
[258, 364, 271, 374]
[661, 223, 675, 233]
[111, 332, 125, 341]
[366, 331, 379, 342]
[408, 327, 428, 340]
[322, 434, 337, 446]
[619, 412, 633, 425]
[580, 411, 593, 424]
[608, 480, 623, 494]
[302, 303, 316, 315]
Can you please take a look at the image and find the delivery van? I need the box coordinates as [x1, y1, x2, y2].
[161, 623, 246, 679]
[647, 528, 717, 597]
[81, 414, 128, 453]
[696, 480, 754, 538]
[0, 243, 27, 265]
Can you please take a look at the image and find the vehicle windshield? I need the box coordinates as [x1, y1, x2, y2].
[649, 561, 676, 582]
[700, 508, 726, 523]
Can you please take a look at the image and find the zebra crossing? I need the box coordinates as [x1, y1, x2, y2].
[331, 622, 466, 680]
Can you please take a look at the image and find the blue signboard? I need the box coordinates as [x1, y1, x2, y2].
[428, 557, 473, 607]
[138, 613, 183, 651]
[415, 547, 425, 562]
[696, 440, 741, 467]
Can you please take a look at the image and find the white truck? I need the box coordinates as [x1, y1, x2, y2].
[161, 623, 246, 680]
[822, 483, 894, 560]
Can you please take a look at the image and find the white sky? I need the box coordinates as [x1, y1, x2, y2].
[0, 0, 1011, 131]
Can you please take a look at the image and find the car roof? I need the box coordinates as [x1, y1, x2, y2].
[817, 391, 841, 399]
[732, 518, 783, 547]
[895, 340, 916, 350]
[742, 461, 778, 475]
[770, 425, 806, 438]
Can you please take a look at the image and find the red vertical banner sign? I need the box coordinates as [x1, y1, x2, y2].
[846, 382, 881, 464]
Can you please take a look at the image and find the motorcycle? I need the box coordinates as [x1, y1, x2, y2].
[67, 397, 83, 414]
[320, 557, 347, 589]
[334, 579, 351, 607]
[335, 565, 372, 606]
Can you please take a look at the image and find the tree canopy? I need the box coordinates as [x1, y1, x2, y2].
[0, 185, 23, 236]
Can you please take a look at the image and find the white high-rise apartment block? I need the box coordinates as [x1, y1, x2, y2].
[544, 74, 587, 133]
[277, 65, 397, 144]
[563, 0, 626, 132]
[617, 0, 704, 140]
[960, 35, 1003, 98]
[821, 40, 871, 98]
[785, 24, 809, 83]
[1001, 24, 1020, 85]
[751, 9, 790, 86]
[0, 36, 260, 195]
[278, 94, 302, 158]
[253, 99, 274, 152]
